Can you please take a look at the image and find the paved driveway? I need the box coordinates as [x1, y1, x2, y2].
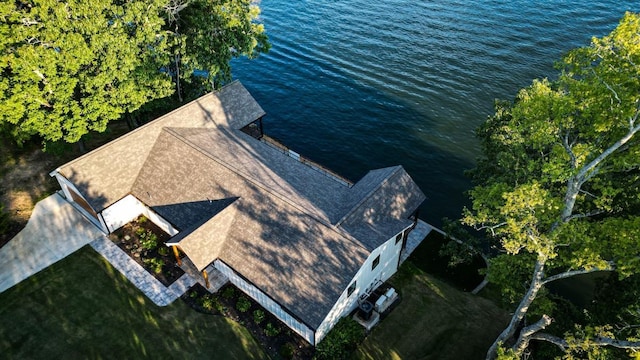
[0, 193, 104, 293]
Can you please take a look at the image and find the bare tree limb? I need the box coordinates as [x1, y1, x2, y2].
[513, 315, 553, 355]
[562, 130, 577, 169]
[474, 222, 507, 237]
[21, 18, 39, 26]
[560, 122, 640, 222]
[616, 323, 640, 333]
[530, 332, 640, 351]
[629, 101, 640, 130]
[25, 37, 52, 48]
[529, 332, 569, 351]
[486, 257, 547, 360]
[564, 209, 606, 221]
[593, 70, 621, 104]
[575, 122, 640, 185]
[34, 98, 52, 108]
[164, 0, 191, 23]
[578, 188, 598, 198]
[541, 263, 615, 285]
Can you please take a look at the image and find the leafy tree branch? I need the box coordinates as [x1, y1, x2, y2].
[461, 12, 640, 359]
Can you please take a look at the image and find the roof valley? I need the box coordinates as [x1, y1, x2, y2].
[163, 126, 374, 255]
[334, 166, 402, 227]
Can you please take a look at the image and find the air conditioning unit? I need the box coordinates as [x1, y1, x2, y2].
[374, 287, 398, 313]
[358, 301, 374, 321]
[374, 295, 387, 312]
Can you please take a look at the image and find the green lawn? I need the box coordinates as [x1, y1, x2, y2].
[355, 263, 509, 360]
[0, 247, 266, 359]
[408, 230, 486, 291]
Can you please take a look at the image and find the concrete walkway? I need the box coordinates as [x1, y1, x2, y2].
[0, 192, 199, 305]
[180, 256, 228, 293]
[90, 236, 196, 306]
[0, 193, 439, 305]
[0, 194, 105, 293]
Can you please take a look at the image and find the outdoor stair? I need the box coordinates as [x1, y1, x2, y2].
[179, 257, 229, 293]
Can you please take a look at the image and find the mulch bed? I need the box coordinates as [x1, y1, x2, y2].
[108, 216, 184, 286]
[182, 283, 315, 360]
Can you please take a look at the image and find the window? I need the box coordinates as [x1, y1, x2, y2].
[347, 281, 356, 297]
[372, 255, 380, 270]
[395, 232, 403, 244]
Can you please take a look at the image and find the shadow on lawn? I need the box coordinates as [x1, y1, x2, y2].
[90, 248, 268, 359]
[354, 264, 509, 360]
[408, 231, 485, 292]
[0, 247, 266, 359]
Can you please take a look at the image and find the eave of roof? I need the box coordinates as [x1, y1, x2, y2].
[51, 81, 426, 330]
[53, 81, 265, 212]
[337, 166, 426, 250]
[130, 127, 369, 327]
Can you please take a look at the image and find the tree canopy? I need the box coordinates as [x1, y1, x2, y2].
[0, 0, 268, 145]
[462, 12, 640, 359]
[164, 0, 269, 100]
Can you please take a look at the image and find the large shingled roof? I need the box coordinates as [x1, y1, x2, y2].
[53, 81, 425, 329]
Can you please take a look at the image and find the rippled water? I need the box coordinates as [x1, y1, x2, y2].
[232, 1, 637, 226]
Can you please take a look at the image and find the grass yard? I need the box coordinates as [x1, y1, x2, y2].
[355, 262, 509, 360]
[408, 230, 486, 291]
[0, 246, 266, 359]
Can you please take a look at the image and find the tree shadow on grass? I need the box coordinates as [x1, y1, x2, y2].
[0, 247, 267, 359]
[408, 231, 485, 292]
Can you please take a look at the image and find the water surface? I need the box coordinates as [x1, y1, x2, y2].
[232, 1, 637, 226]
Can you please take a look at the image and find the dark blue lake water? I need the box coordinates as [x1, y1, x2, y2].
[232, 1, 637, 227]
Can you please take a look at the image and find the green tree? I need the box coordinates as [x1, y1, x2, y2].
[462, 12, 640, 359]
[0, 0, 174, 144]
[163, 0, 269, 101]
[0, 0, 269, 144]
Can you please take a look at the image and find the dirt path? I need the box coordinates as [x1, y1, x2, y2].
[0, 121, 131, 247]
[0, 144, 59, 247]
[1, 150, 57, 223]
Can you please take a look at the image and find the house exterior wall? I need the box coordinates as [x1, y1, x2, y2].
[101, 194, 179, 235]
[214, 259, 316, 345]
[314, 225, 412, 344]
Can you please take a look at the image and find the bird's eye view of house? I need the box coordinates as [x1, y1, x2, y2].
[48, 81, 426, 345]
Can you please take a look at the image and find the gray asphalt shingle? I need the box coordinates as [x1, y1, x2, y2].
[53, 81, 425, 330]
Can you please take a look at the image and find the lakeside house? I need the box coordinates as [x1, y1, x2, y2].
[49, 81, 425, 345]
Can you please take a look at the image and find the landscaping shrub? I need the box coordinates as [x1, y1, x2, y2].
[137, 215, 148, 224]
[139, 230, 158, 250]
[236, 296, 251, 313]
[157, 246, 169, 256]
[143, 258, 164, 274]
[279, 343, 295, 359]
[221, 286, 236, 300]
[314, 317, 364, 360]
[199, 294, 221, 313]
[264, 322, 281, 337]
[253, 309, 265, 324]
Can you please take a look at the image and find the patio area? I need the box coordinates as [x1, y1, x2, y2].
[400, 219, 434, 264]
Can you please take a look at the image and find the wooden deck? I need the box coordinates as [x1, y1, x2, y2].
[400, 220, 435, 264]
[260, 135, 354, 187]
[239, 121, 353, 187]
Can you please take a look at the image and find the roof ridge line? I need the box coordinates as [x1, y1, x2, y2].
[53, 83, 240, 172]
[334, 166, 403, 227]
[163, 127, 371, 252]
